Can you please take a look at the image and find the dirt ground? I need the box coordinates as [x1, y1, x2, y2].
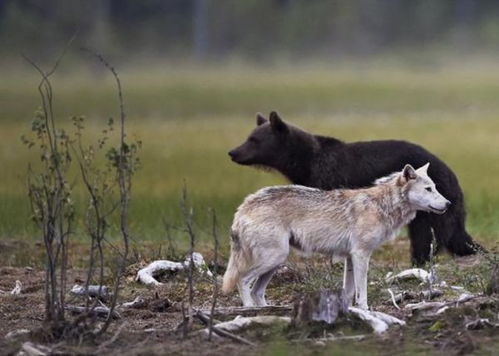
[0, 240, 498, 355]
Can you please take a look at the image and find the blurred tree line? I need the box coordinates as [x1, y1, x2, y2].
[2, 0, 499, 63]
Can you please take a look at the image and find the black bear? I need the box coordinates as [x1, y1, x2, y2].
[228, 111, 479, 265]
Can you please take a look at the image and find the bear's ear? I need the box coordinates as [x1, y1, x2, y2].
[269, 111, 288, 134]
[256, 113, 267, 126]
[402, 164, 417, 182]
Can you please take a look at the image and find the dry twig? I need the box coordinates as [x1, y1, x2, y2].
[208, 209, 219, 341]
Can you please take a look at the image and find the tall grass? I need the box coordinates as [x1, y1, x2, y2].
[1, 65, 498, 249]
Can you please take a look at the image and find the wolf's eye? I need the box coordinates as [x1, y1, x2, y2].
[425, 187, 432, 192]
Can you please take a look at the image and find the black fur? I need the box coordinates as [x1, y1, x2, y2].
[228, 112, 480, 265]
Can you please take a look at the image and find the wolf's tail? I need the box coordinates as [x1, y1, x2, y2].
[222, 231, 250, 294]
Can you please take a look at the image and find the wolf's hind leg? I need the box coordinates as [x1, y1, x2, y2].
[251, 266, 279, 306]
[238, 266, 273, 307]
[239, 263, 280, 307]
[248, 243, 288, 306]
[237, 277, 256, 307]
[343, 256, 355, 306]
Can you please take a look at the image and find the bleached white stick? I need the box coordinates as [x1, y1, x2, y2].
[348, 307, 389, 334]
[136, 260, 185, 286]
[386, 268, 431, 284]
[387, 288, 401, 310]
[369, 310, 406, 326]
[5, 328, 30, 340]
[406, 292, 478, 312]
[71, 285, 110, 298]
[405, 301, 445, 311]
[201, 315, 291, 335]
[20, 342, 51, 356]
[10, 280, 22, 295]
[121, 296, 145, 308]
[136, 252, 212, 286]
[456, 293, 475, 304]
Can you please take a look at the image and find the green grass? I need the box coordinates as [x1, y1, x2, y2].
[1, 64, 499, 251]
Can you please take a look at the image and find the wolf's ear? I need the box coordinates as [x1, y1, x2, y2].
[256, 113, 267, 126]
[416, 162, 430, 175]
[269, 111, 288, 134]
[402, 164, 417, 182]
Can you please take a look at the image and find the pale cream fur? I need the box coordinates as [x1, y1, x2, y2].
[222, 163, 450, 309]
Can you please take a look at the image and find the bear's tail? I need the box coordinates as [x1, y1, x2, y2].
[222, 231, 250, 294]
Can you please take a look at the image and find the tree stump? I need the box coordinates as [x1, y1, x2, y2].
[292, 289, 348, 327]
[292, 289, 406, 335]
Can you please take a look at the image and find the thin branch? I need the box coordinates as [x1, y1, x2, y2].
[82, 48, 131, 336]
[208, 209, 219, 341]
[181, 183, 195, 334]
[195, 310, 256, 347]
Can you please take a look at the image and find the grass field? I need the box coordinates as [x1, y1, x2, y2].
[1, 62, 499, 355]
[1, 63, 499, 252]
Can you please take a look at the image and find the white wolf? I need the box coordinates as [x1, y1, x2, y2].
[222, 163, 450, 309]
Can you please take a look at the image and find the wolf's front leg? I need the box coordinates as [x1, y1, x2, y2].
[351, 252, 371, 310]
[343, 256, 355, 306]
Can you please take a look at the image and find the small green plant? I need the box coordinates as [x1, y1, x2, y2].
[477, 246, 499, 295]
[22, 55, 75, 334]
[289, 256, 343, 294]
[22, 47, 141, 340]
[81, 49, 141, 335]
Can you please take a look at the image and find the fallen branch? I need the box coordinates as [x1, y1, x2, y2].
[404, 301, 445, 311]
[65, 305, 121, 319]
[70, 284, 110, 300]
[201, 314, 291, 335]
[385, 288, 443, 305]
[292, 334, 366, 344]
[5, 328, 30, 340]
[136, 252, 212, 286]
[405, 293, 481, 314]
[348, 307, 405, 334]
[387, 288, 401, 310]
[386, 268, 433, 284]
[0, 280, 23, 295]
[195, 310, 258, 346]
[11, 280, 22, 295]
[201, 305, 293, 318]
[19, 342, 51, 356]
[121, 296, 146, 309]
[368, 310, 406, 326]
[465, 318, 499, 330]
[143, 327, 173, 334]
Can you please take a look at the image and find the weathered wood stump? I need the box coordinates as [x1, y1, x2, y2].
[292, 289, 405, 335]
[292, 289, 348, 327]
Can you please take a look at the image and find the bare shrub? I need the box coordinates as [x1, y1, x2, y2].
[22, 48, 140, 340]
[22, 53, 75, 336]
